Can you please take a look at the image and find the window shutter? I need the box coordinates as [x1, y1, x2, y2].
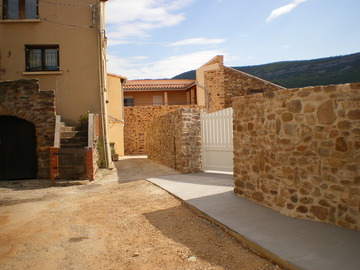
[3, 0, 8, 19]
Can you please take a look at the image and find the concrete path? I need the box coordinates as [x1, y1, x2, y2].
[148, 172, 360, 270]
[113, 156, 180, 183]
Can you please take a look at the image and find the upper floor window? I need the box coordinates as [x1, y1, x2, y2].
[3, 0, 38, 20]
[25, 45, 59, 72]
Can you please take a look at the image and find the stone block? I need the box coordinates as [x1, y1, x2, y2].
[287, 99, 302, 113]
[282, 113, 293, 122]
[317, 100, 337, 124]
[311, 206, 329, 220]
[348, 110, 360, 120]
[252, 192, 265, 202]
[335, 137, 348, 152]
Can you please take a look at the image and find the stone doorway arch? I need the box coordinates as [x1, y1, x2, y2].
[0, 79, 56, 179]
[0, 116, 38, 180]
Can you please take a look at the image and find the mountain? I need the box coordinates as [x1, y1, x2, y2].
[172, 52, 360, 88]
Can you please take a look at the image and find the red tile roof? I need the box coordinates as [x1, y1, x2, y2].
[124, 79, 196, 92]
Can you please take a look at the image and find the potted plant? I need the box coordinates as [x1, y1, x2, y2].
[110, 142, 119, 161]
[79, 112, 89, 131]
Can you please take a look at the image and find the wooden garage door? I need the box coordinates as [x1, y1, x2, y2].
[0, 116, 38, 180]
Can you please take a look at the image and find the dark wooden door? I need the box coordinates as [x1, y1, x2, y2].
[0, 116, 38, 180]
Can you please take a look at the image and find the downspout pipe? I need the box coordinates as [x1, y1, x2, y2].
[195, 81, 209, 112]
[97, 1, 110, 168]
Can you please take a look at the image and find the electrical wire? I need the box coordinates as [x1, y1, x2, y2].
[3, 1, 100, 28]
[39, 16, 94, 28]
[38, 0, 99, 8]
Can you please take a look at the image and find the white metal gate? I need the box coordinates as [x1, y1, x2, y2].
[200, 107, 233, 174]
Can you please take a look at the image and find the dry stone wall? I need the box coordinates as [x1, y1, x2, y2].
[233, 83, 360, 230]
[124, 105, 199, 155]
[0, 79, 56, 178]
[147, 108, 202, 173]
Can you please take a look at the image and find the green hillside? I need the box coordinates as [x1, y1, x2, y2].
[172, 52, 360, 88]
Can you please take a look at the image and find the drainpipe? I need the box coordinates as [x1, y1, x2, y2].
[97, 1, 111, 168]
[195, 81, 209, 112]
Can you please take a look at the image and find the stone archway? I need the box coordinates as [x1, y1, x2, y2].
[0, 79, 56, 179]
[0, 116, 38, 180]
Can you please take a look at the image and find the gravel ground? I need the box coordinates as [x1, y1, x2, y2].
[0, 164, 282, 270]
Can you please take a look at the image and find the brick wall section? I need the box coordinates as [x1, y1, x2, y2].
[124, 105, 200, 155]
[204, 66, 284, 112]
[0, 79, 56, 178]
[147, 108, 202, 173]
[233, 83, 360, 231]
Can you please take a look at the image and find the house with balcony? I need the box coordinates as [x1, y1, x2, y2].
[0, 0, 112, 180]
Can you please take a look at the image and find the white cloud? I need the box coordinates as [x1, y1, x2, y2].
[266, 0, 308, 22]
[106, 0, 193, 45]
[168, 38, 226, 46]
[107, 50, 225, 79]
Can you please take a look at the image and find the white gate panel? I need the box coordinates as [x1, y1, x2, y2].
[201, 108, 233, 173]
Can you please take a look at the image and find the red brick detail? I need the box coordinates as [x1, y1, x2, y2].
[84, 147, 94, 181]
[49, 147, 59, 180]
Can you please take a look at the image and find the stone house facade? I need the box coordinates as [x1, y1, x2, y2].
[0, 79, 55, 179]
[196, 55, 285, 112]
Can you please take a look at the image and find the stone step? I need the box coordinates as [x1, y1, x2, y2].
[61, 130, 87, 139]
[60, 142, 88, 148]
[59, 121, 88, 148]
[60, 126, 75, 132]
[61, 137, 88, 145]
[60, 122, 76, 132]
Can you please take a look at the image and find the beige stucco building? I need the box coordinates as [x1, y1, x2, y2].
[107, 73, 126, 157]
[0, 0, 113, 167]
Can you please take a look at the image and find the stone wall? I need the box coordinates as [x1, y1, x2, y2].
[233, 83, 360, 231]
[203, 63, 284, 113]
[147, 108, 202, 173]
[0, 79, 56, 178]
[124, 105, 199, 155]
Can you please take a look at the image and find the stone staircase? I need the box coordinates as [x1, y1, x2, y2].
[54, 122, 89, 180]
[60, 122, 88, 148]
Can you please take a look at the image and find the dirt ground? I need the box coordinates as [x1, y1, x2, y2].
[0, 161, 281, 270]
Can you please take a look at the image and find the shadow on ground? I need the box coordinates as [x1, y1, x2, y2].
[114, 157, 179, 183]
[143, 204, 266, 269]
[0, 179, 53, 191]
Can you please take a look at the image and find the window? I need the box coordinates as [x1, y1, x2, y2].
[124, 96, 134, 106]
[3, 0, 38, 20]
[153, 95, 163, 106]
[25, 45, 59, 72]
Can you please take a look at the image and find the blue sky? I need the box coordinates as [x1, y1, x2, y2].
[105, 0, 360, 79]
